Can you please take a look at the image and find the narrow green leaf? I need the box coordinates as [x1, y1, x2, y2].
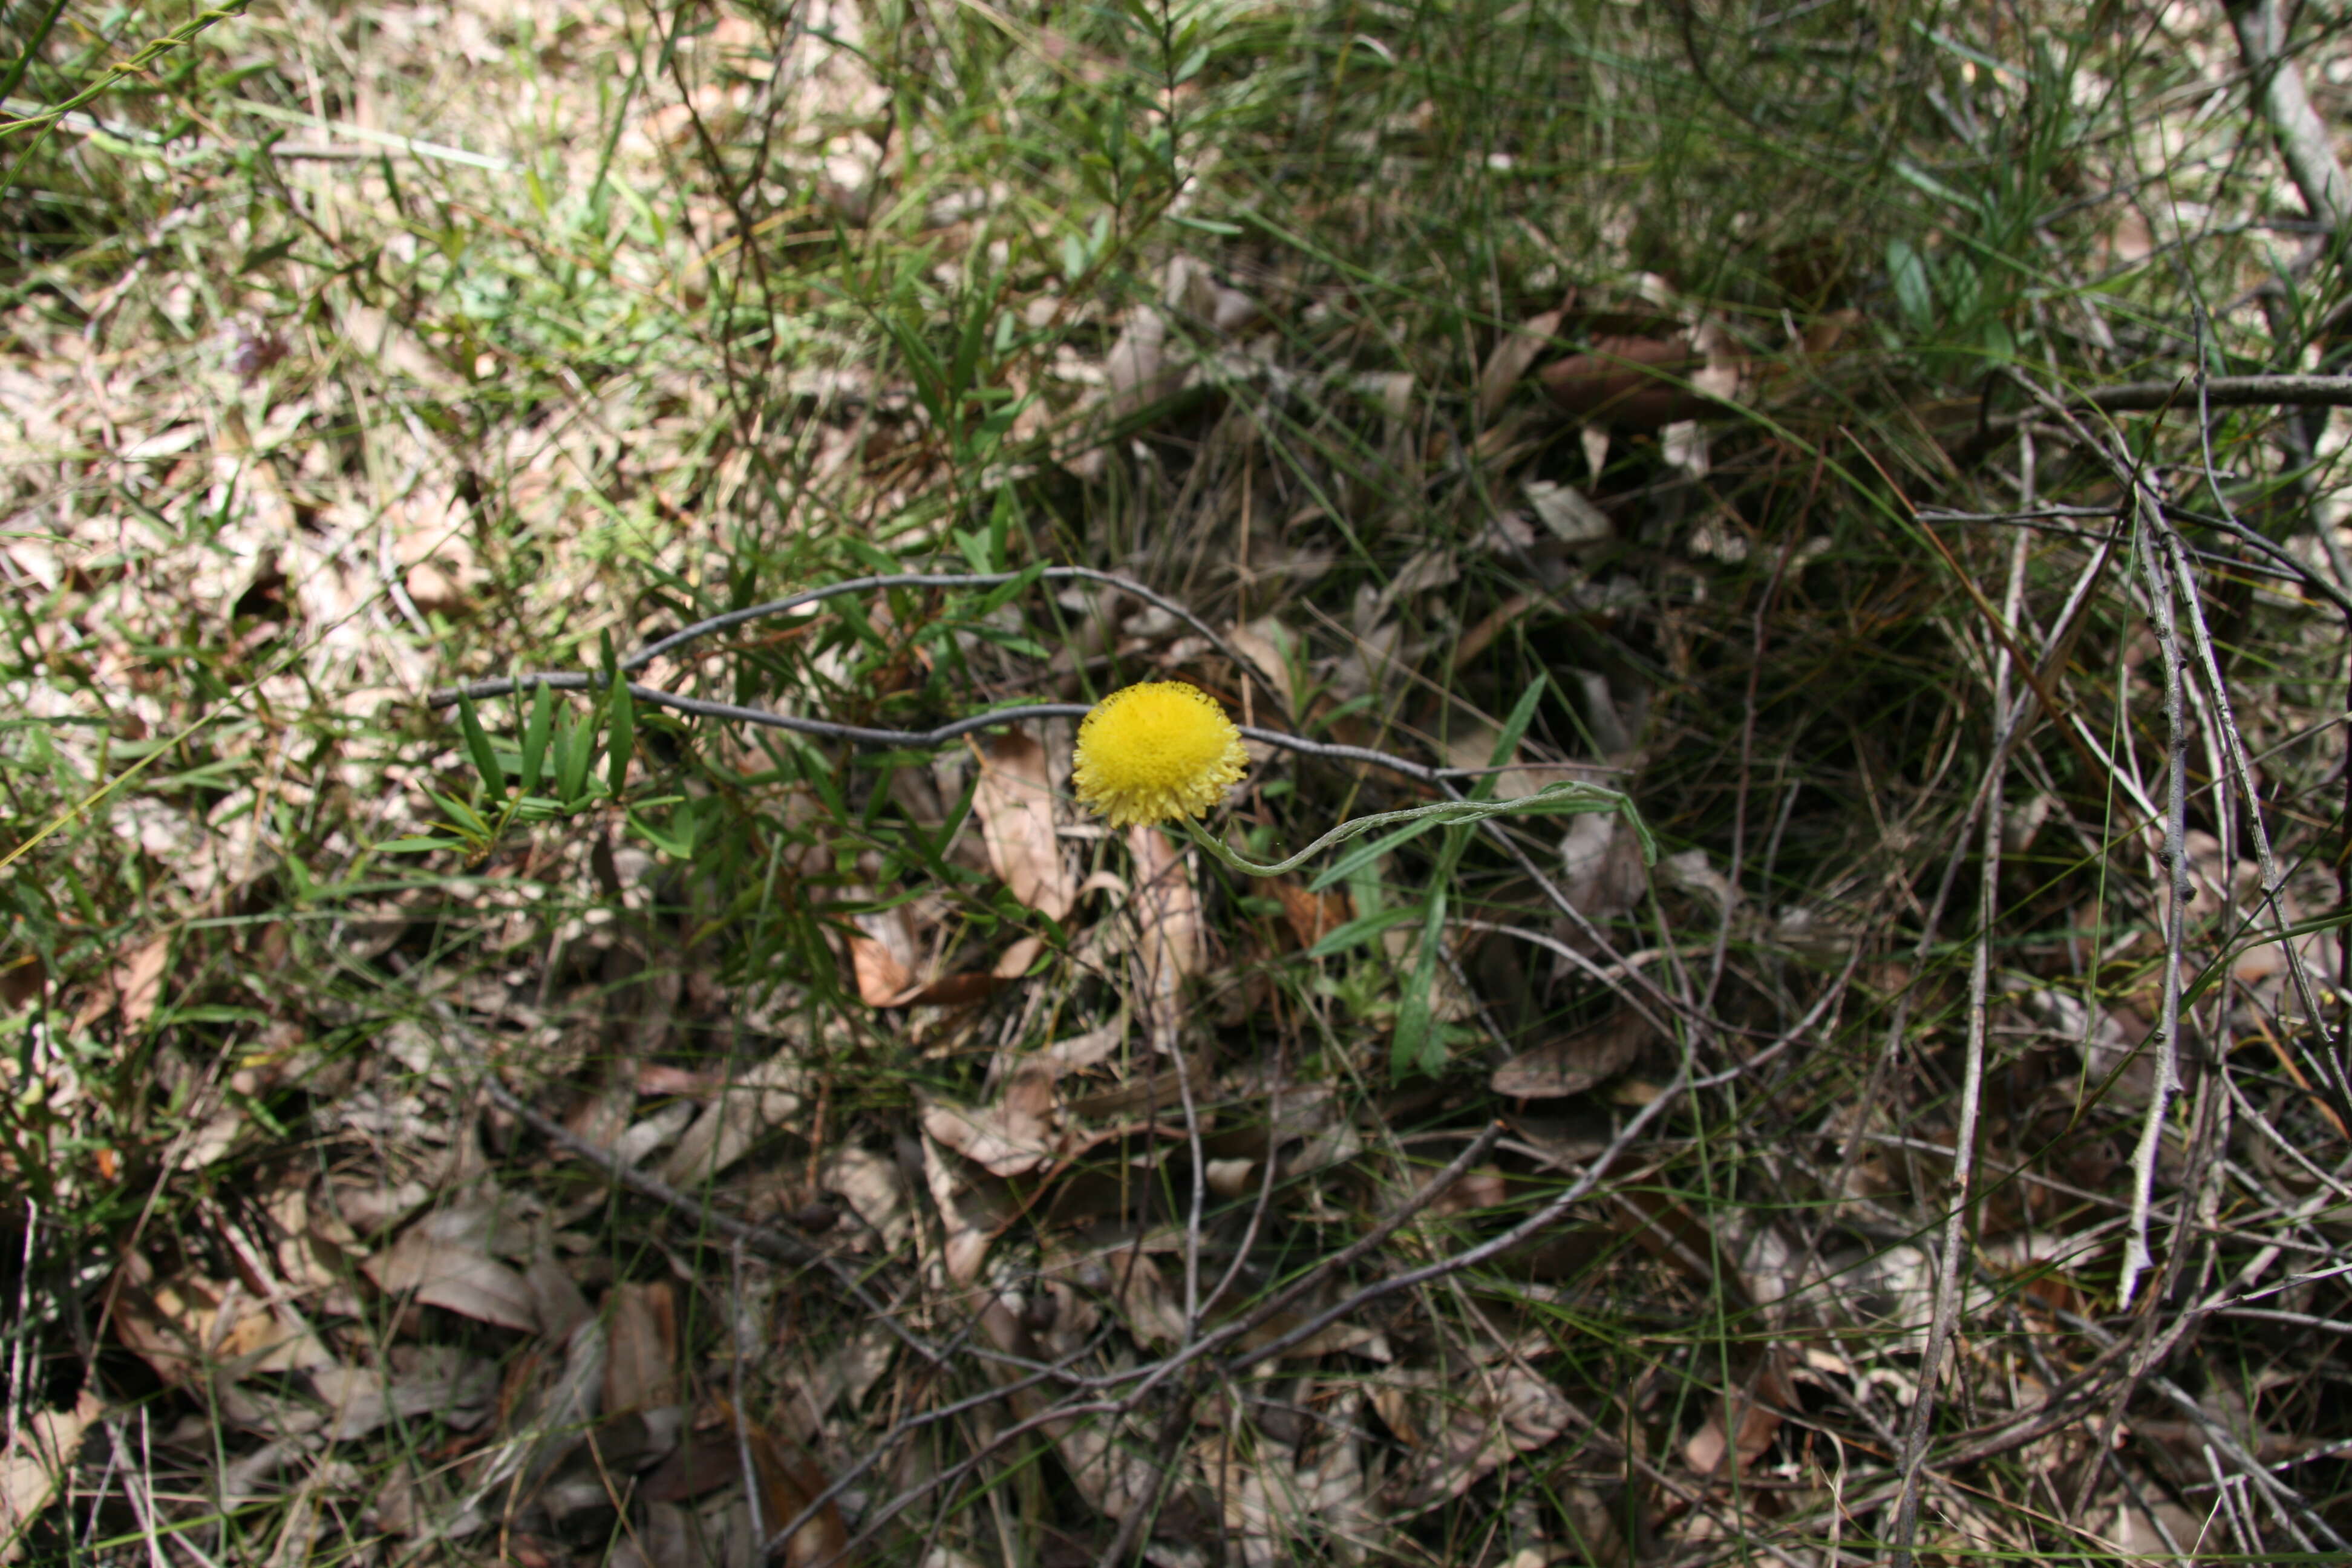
[1306, 904, 1420, 960]
[456, 693, 505, 793]
[1390, 887, 1447, 1082]
[518, 683, 553, 797]
[555, 710, 595, 806]
[425, 788, 492, 839]
[606, 672, 635, 799]
[1483, 677, 1548, 797]
[1308, 814, 1448, 892]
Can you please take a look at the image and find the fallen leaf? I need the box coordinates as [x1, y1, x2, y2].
[1539, 334, 1720, 430]
[1379, 1367, 1574, 1514]
[604, 1282, 680, 1414]
[1127, 824, 1202, 1031]
[311, 1350, 497, 1440]
[1219, 1391, 1376, 1568]
[1478, 307, 1567, 420]
[1490, 1009, 1653, 1099]
[362, 1227, 538, 1332]
[970, 728, 1073, 921]
[1684, 1362, 1788, 1478]
[724, 1403, 849, 1568]
[1270, 878, 1350, 950]
[108, 1255, 328, 1386]
[1103, 306, 1179, 419]
[846, 929, 912, 1007]
[659, 1051, 808, 1186]
[0, 1391, 102, 1561]
[0, 953, 43, 1012]
[1037, 1013, 1128, 1076]
[74, 935, 169, 1031]
[1225, 616, 1297, 717]
[921, 1061, 1059, 1177]
[1523, 479, 1612, 546]
[920, 1129, 1006, 1284]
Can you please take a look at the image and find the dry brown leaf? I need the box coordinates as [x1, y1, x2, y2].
[1490, 1009, 1653, 1099]
[659, 1051, 807, 1186]
[730, 1406, 849, 1568]
[969, 728, 1073, 921]
[920, 1129, 1005, 1284]
[311, 1350, 497, 1441]
[921, 1061, 1059, 1177]
[363, 1226, 538, 1331]
[1683, 1372, 1786, 1478]
[1270, 878, 1350, 950]
[1038, 1013, 1127, 1076]
[1, 1390, 101, 1561]
[74, 934, 169, 1031]
[524, 1255, 590, 1342]
[604, 1282, 681, 1414]
[1127, 824, 1202, 1030]
[0, 953, 44, 1013]
[1218, 1393, 1375, 1568]
[1102, 302, 1184, 423]
[991, 933, 1046, 980]
[1107, 1243, 1187, 1348]
[886, 969, 1005, 1007]
[1379, 1367, 1574, 1514]
[1539, 334, 1717, 430]
[1224, 617, 1297, 717]
[109, 1255, 329, 1386]
[1478, 307, 1566, 420]
[846, 930, 912, 1006]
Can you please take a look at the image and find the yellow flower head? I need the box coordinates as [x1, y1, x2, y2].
[1071, 681, 1249, 828]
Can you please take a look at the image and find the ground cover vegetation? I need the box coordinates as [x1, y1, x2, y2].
[4, 0, 2352, 1562]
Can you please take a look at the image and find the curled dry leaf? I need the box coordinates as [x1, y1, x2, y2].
[1218, 1391, 1376, 1568]
[311, 1349, 497, 1441]
[110, 1253, 332, 1387]
[0, 1391, 102, 1563]
[659, 1050, 807, 1186]
[1224, 616, 1297, 719]
[920, 1127, 1006, 1284]
[604, 1281, 681, 1414]
[1478, 307, 1567, 421]
[1037, 1012, 1127, 1076]
[1490, 1008, 1653, 1099]
[1682, 1360, 1789, 1478]
[73, 933, 169, 1031]
[658, 1400, 853, 1568]
[1127, 823, 1203, 1031]
[1539, 334, 1713, 430]
[440, 1316, 608, 1538]
[920, 1060, 1060, 1178]
[969, 728, 1074, 921]
[1270, 878, 1351, 950]
[844, 902, 918, 1007]
[1377, 1365, 1575, 1515]
[1523, 479, 1613, 546]
[362, 1223, 538, 1333]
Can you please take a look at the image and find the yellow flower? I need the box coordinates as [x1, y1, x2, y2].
[1071, 681, 1249, 828]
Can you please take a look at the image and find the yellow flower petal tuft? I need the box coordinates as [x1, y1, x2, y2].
[1071, 681, 1249, 828]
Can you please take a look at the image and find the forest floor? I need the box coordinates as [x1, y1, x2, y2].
[5, 1, 2352, 1564]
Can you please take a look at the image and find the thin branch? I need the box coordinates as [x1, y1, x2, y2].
[1890, 456, 2030, 1568]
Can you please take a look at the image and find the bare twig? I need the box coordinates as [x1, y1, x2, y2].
[1889, 448, 2031, 1568]
[2227, 0, 2352, 233]
[2119, 497, 2195, 1310]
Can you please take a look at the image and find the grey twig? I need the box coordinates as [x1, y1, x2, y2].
[1889, 452, 2030, 1568]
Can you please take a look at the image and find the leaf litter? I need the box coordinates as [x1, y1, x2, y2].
[10, 0, 2352, 1564]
